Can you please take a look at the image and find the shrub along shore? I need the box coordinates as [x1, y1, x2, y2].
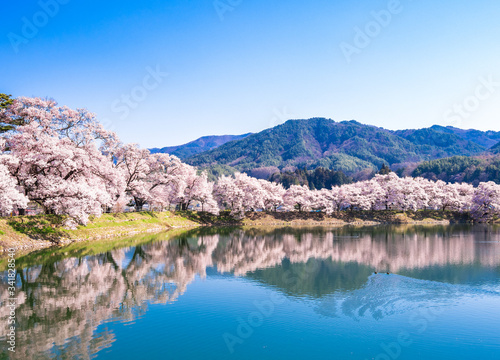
[0, 209, 479, 257]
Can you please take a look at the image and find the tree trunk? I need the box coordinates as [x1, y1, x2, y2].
[134, 197, 145, 212]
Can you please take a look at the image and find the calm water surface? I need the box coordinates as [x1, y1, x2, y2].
[1, 225, 500, 359]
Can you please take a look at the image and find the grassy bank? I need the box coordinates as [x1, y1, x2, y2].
[241, 210, 472, 227]
[0, 211, 200, 254]
[0, 229, 194, 271]
[0, 209, 474, 256]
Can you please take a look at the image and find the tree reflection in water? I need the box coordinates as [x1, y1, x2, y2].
[1, 225, 499, 359]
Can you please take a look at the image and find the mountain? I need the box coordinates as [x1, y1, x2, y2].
[428, 125, 500, 149]
[410, 155, 500, 185]
[393, 128, 485, 156]
[185, 118, 489, 174]
[490, 141, 500, 154]
[149, 133, 252, 160]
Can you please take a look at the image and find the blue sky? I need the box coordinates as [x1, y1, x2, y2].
[2, 0, 500, 148]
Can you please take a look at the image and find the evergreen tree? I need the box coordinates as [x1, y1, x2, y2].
[378, 163, 392, 175]
[0, 94, 26, 133]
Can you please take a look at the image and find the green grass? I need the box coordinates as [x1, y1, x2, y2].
[0, 211, 201, 253]
[0, 230, 185, 271]
[7, 215, 69, 241]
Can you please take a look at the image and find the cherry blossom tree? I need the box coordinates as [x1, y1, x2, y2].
[452, 182, 474, 212]
[471, 182, 500, 222]
[213, 175, 245, 216]
[236, 173, 265, 212]
[113, 144, 182, 211]
[0, 162, 28, 214]
[328, 185, 352, 213]
[213, 173, 267, 216]
[259, 179, 285, 211]
[173, 163, 198, 210]
[365, 179, 386, 211]
[343, 183, 375, 211]
[1, 97, 122, 224]
[174, 165, 219, 214]
[283, 184, 312, 212]
[314, 188, 334, 213]
[424, 179, 448, 210]
[372, 173, 402, 210]
[193, 178, 219, 214]
[394, 176, 429, 211]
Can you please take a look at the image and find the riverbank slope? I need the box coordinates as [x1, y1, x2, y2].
[0, 212, 200, 254]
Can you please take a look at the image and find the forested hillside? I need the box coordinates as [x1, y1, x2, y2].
[428, 125, 500, 148]
[490, 141, 500, 154]
[410, 155, 500, 185]
[269, 167, 353, 189]
[185, 118, 493, 175]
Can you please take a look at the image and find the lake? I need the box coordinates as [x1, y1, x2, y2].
[1, 225, 500, 359]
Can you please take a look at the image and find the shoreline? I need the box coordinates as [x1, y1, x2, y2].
[0, 210, 478, 257]
[0, 212, 200, 256]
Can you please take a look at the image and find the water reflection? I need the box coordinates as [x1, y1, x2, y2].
[316, 273, 499, 322]
[1, 225, 499, 359]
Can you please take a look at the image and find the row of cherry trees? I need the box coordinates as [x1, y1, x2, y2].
[0, 97, 218, 225]
[1, 97, 499, 224]
[213, 172, 500, 221]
